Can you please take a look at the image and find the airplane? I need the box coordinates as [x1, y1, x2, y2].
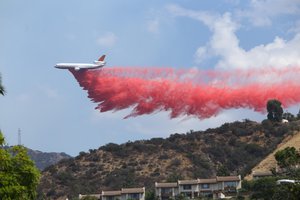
[55, 55, 106, 70]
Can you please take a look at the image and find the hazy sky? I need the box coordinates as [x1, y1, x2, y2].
[1, 0, 300, 156]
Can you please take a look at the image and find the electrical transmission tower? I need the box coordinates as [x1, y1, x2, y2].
[18, 128, 21, 146]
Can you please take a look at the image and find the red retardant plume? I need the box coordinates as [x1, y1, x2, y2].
[69, 67, 300, 119]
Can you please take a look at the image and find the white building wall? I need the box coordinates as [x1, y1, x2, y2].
[121, 193, 144, 200]
[179, 184, 198, 199]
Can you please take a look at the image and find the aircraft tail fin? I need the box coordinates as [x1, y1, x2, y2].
[98, 55, 106, 61]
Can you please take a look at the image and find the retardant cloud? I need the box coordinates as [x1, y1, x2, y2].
[70, 66, 300, 119]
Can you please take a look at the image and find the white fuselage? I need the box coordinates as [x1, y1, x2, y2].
[55, 61, 105, 70]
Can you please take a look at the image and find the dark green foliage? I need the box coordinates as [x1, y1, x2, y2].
[275, 147, 300, 168]
[243, 146, 300, 200]
[56, 171, 75, 185]
[272, 183, 300, 200]
[89, 149, 97, 154]
[282, 112, 295, 121]
[232, 127, 252, 136]
[148, 137, 164, 145]
[187, 153, 211, 169]
[39, 119, 300, 199]
[145, 190, 155, 200]
[297, 109, 300, 119]
[104, 167, 136, 189]
[166, 172, 183, 182]
[244, 174, 300, 200]
[100, 143, 123, 153]
[216, 165, 230, 176]
[168, 133, 185, 142]
[81, 196, 99, 200]
[0, 132, 41, 200]
[186, 153, 212, 178]
[248, 177, 278, 200]
[261, 119, 273, 129]
[273, 124, 289, 137]
[244, 143, 265, 157]
[267, 99, 283, 122]
[78, 151, 88, 158]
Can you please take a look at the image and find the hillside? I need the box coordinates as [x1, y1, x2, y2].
[3, 146, 71, 171]
[37, 119, 300, 199]
[26, 148, 72, 170]
[246, 129, 300, 180]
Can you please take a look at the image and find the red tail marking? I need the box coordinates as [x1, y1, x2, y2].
[98, 55, 106, 61]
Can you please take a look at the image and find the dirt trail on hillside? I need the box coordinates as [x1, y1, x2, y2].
[245, 131, 300, 180]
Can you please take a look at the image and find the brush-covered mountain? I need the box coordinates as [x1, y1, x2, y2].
[38, 119, 300, 199]
[26, 148, 72, 170]
[3, 146, 71, 170]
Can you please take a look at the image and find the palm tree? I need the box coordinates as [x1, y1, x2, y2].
[0, 73, 5, 95]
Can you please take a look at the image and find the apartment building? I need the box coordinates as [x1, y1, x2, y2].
[216, 176, 242, 193]
[101, 190, 121, 200]
[121, 187, 145, 200]
[252, 171, 273, 180]
[155, 182, 179, 200]
[178, 179, 198, 199]
[80, 187, 145, 200]
[156, 175, 241, 199]
[198, 178, 220, 197]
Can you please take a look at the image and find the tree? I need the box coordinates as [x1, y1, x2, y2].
[216, 165, 230, 176]
[275, 147, 300, 169]
[0, 73, 5, 95]
[282, 112, 295, 121]
[0, 131, 41, 200]
[81, 196, 99, 200]
[297, 109, 300, 119]
[145, 190, 155, 200]
[245, 147, 300, 199]
[166, 172, 182, 182]
[272, 183, 300, 200]
[273, 147, 300, 199]
[267, 99, 283, 122]
[249, 177, 277, 200]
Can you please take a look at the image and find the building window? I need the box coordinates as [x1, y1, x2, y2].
[183, 185, 192, 190]
[161, 188, 172, 195]
[224, 181, 237, 192]
[201, 184, 209, 189]
[224, 181, 237, 188]
[128, 193, 140, 200]
[201, 192, 213, 198]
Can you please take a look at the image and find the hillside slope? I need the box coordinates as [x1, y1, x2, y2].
[26, 148, 72, 170]
[3, 146, 71, 171]
[37, 120, 300, 200]
[246, 129, 300, 180]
